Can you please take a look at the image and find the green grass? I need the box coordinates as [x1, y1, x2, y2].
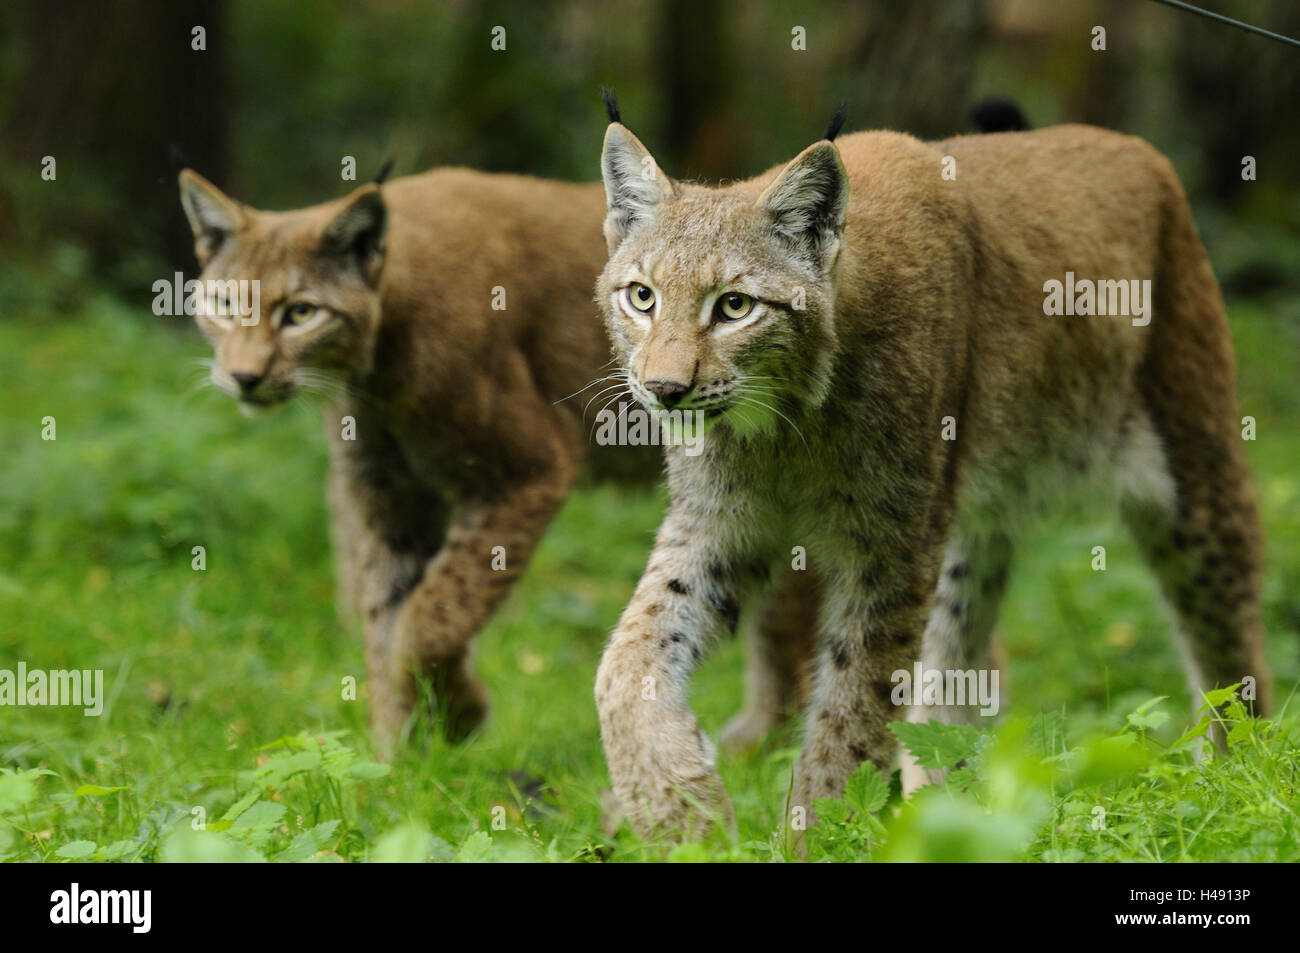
[0, 294, 1297, 862]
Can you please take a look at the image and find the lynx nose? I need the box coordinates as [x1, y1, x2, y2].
[231, 371, 264, 394]
[645, 379, 690, 409]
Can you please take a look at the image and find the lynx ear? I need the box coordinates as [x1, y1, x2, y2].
[178, 169, 244, 266]
[600, 124, 675, 253]
[756, 141, 848, 270]
[322, 184, 387, 287]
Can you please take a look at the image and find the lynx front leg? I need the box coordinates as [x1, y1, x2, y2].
[900, 533, 1012, 794]
[595, 508, 757, 839]
[358, 530, 434, 755]
[791, 550, 942, 826]
[327, 424, 449, 757]
[326, 456, 364, 620]
[392, 463, 576, 743]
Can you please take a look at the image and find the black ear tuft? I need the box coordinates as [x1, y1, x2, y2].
[374, 157, 395, 184]
[601, 87, 621, 124]
[823, 104, 847, 142]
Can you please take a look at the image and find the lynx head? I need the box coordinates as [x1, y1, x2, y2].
[595, 121, 847, 437]
[178, 170, 387, 410]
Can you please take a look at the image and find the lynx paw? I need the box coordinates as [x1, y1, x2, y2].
[606, 717, 734, 840]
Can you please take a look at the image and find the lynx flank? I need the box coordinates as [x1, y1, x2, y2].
[178, 166, 815, 753]
[592, 118, 1269, 838]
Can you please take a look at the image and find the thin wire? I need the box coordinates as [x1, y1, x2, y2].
[1147, 0, 1300, 50]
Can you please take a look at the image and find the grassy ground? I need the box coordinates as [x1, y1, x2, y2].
[1, 293, 1297, 862]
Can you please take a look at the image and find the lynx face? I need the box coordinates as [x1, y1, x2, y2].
[595, 124, 848, 434]
[178, 170, 386, 410]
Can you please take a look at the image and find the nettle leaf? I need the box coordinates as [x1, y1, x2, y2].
[221, 789, 262, 823]
[813, 797, 851, 825]
[276, 820, 341, 863]
[1226, 720, 1255, 746]
[1124, 696, 1170, 732]
[455, 831, 495, 863]
[232, 800, 287, 832]
[260, 749, 322, 784]
[56, 840, 98, 860]
[843, 761, 889, 815]
[1172, 716, 1212, 750]
[890, 721, 981, 770]
[944, 764, 978, 793]
[0, 768, 55, 814]
[0, 774, 36, 814]
[428, 836, 456, 863]
[1200, 686, 1239, 710]
[98, 840, 139, 861]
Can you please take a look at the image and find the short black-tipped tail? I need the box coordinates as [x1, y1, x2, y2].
[969, 97, 1031, 133]
[601, 87, 621, 124]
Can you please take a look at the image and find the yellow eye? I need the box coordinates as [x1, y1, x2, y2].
[625, 283, 656, 315]
[283, 302, 315, 326]
[716, 292, 754, 322]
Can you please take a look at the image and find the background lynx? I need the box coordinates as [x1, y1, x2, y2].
[178, 166, 815, 753]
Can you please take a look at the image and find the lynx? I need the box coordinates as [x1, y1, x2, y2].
[177, 164, 816, 753]
[592, 113, 1270, 838]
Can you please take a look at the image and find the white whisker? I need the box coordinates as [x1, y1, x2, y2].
[734, 390, 808, 449]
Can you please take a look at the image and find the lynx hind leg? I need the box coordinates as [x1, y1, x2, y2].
[899, 533, 1013, 794]
[720, 567, 818, 752]
[1119, 406, 1270, 727]
[1120, 186, 1272, 724]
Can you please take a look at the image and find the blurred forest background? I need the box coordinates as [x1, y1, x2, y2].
[1, 0, 1299, 309]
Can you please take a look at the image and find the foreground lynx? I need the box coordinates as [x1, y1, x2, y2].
[177, 164, 816, 752]
[592, 114, 1270, 837]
